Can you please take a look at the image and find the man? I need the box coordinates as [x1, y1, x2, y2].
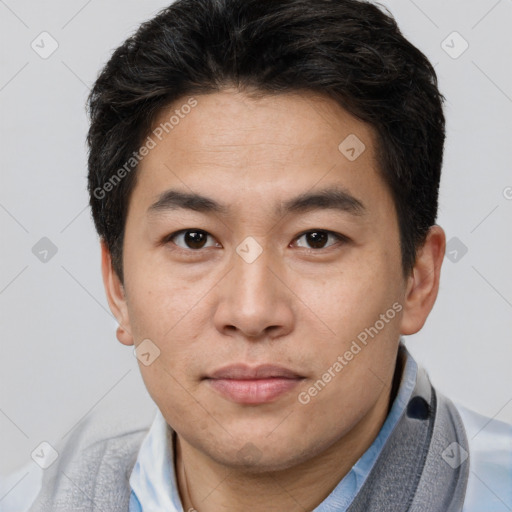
[23, 0, 512, 510]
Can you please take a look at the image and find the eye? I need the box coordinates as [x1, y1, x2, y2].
[165, 229, 221, 250]
[293, 230, 348, 250]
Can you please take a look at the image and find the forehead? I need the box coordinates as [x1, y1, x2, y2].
[134, 89, 393, 222]
[147, 89, 375, 164]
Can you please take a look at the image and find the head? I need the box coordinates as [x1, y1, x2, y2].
[89, 0, 446, 471]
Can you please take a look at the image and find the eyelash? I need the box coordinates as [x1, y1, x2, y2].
[162, 229, 349, 254]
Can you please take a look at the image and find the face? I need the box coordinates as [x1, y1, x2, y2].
[108, 89, 416, 471]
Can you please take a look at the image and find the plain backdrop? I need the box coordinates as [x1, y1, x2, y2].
[1, 0, 511, 485]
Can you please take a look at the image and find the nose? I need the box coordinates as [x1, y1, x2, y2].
[213, 245, 295, 341]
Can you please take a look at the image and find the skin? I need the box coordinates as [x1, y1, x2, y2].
[102, 88, 446, 511]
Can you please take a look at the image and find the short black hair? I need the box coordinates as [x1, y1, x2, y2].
[87, 0, 445, 282]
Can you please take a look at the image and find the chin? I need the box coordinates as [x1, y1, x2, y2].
[214, 447, 311, 474]
[198, 428, 323, 474]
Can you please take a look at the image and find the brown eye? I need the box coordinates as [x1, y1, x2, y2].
[294, 230, 346, 250]
[305, 231, 328, 248]
[167, 229, 219, 250]
[184, 231, 207, 249]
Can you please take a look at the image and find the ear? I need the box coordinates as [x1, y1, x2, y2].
[400, 225, 446, 335]
[101, 241, 134, 346]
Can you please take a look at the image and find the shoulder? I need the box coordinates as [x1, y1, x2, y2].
[4, 397, 157, 512]
[45, 391, 158, 481]
[454, 401, 512, 512]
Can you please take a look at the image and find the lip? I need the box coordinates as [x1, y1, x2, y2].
[205, 364, 305, 404]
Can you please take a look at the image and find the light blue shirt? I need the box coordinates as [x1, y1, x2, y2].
[2, 347, 511, 511]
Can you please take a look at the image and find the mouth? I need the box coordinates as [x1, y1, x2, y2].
[204, 364, 305, 405]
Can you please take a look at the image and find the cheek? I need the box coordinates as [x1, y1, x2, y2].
[294, 356, 390, 451]
[124, 265, 213, 377]
[124, 259, 204, 341]
[291, 248, 403, 390]
[296, 253, 400, 337]
[139, 360, 210, 438]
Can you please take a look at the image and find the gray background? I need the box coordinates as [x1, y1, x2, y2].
[1, 0, 511, 499]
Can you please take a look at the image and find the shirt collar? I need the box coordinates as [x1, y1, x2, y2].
[129, 408, 182, 512]
[129, 341, 418, 512]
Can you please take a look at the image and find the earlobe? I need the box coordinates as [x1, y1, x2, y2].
[116, 325, 133, 346]
[400, 225, 446, 336]
[100, 241, 134, 346]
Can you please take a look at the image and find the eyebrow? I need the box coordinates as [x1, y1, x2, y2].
[148, 186, 367, 218]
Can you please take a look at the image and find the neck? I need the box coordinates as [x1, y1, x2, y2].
[174, 374, 398, 512]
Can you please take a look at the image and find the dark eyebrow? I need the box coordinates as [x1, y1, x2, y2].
[148, 189, 230, 215]
[277, 186, 366, 217]
[148, 186, 366, 218]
